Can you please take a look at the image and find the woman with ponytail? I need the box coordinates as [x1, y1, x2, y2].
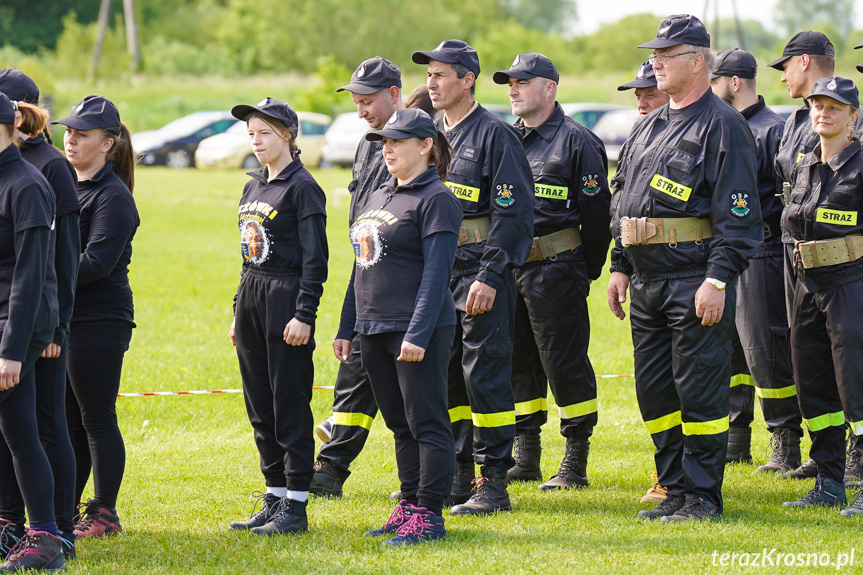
[52, 95, 139, 539]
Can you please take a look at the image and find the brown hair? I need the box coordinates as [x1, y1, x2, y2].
[405, 85, 436, 117]
[246, 111, 299, 159]
[16, 101, 50, 138]
[429, 129, 451, 181]
[101, 123, 135, 193]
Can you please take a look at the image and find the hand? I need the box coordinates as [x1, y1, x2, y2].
[41, 343, 61, 359]
[695, 281, 726, 326]
[0, 358, 22, 391]
[333, 339, 353, 362]
[229, 317, 237, 347]
[465, 280, 497, 316]
[397, 341, 425, 362]
[607, 271, 630, 320]
[283, 318, 311, 346]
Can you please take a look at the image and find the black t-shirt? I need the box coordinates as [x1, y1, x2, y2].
[20, 135, 80, 217]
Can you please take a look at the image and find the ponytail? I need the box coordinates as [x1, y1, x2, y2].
[429, 129, 451, 182]
[15, 102, 49, 139]
[102, 123, 135, 193]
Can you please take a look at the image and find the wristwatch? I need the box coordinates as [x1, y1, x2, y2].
[704, 277, 726, 290]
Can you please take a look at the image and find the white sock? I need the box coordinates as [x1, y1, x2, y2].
[266, 487, 287, 498]
[287, 490, 309, 502]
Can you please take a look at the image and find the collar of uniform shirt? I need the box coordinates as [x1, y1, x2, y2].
[803, 140, 861, 170]
[443, 100, 479, 132]
[516, 104, 564, 141]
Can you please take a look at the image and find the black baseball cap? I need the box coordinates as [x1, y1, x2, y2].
[638, 14, 710, 49]
[493, 52, 559, 84]
[52, 95, 121, 130]
[0, 69, 39, 104]
[231, 97, 298, 129]
[412, 40, 481, 77]
[337, 57, 402, 94]
[617, 61, 658, 91]
[806, 76, 859, 109]
[768, 31, 834, 71]
[711, 48, 757, 80]
[366, 108, 437, 143]
[0, 93, 15, 125]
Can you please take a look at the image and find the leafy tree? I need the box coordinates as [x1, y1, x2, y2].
[0, 0, 103, 52]
[498, 0, 577, 35]
[776, 0, 855, 38]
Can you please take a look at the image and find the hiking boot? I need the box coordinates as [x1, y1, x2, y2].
[73, 499, 122, 538]
[783, 476, 847, 508]
[389, 490, 401, 501]
[637, 493, 685, 519]
[450, 466, 512, 516]
[660, 497, 721, 523]
[228, 491, 281, 531]
[309, 461, 344, 498]
[640, 472, 668, 504]
[726, 426, 752, 464]
[538, 438, 589, 490]
[0, 530, 65, 572]
[363, 500, 413, 537]
[844, 435, 862, 483]
[250, 498, 308, 535]
[57, 531, 75, 561]
[444, 462, 475, 507]
[840, 488, 863, 517]
[507, 432, 542, 482]
[315, 417, 334, 442]
[756, 428, 801, 473]
[780, 458, 819, 479]
[383, 507, 446, 547]
[0, 520, 24, 561]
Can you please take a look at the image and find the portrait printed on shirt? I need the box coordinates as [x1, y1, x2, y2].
[350, 207, 398, 269]
[238, 200, 279, 265]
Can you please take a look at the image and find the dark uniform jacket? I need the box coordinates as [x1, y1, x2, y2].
[349, 137, 389, 225]
[515, 103, 612, 280]
[742, 97, 785, 242]
[782, 141, 863, 290]
[610, 89, 762, 283]
[437, 104, 534, 289]
[775, 102, 820, 242]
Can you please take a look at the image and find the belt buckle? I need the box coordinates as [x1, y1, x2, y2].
[621, 217, 655, 247]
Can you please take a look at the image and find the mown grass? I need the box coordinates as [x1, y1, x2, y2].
[64, 166, 860, 574]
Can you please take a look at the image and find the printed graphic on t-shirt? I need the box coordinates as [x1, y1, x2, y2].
[238, 200, 280, 265]
[351, 208, 399, 269]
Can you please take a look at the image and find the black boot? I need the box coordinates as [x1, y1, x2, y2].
[757, 428, 801, 473]
[538, 438, 589, 490]
[845, 434, 862, 483]
[726, 426, 752, 463]
[507, 432, 542, 482]
[251, 497, 309, 535]
[309, 460, 345, 498]
[449, 465, 512, 516]
[228, 491, 281, 530]
[780, 458, 819, 479]
[444, 461, 475, 506]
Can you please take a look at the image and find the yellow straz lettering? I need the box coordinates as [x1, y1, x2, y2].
[535, 184, 568, 199]
[650, 174, 692, 202]
[445, 181, 480, 203]
[816, 208, 858, 226]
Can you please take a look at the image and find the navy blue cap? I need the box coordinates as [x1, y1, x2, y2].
[231, 97, 298, 129]
[806, 76, 859, 109]
[768, 31, 834, 71]
[366, 108, 437, 143]
[711, 48, 757, 79]
[0, 69, 39, 104]
[412, 40, 481, 77]
[0, 93, 15, 125]
[618, 61, 658, 91]
[493, 52, 559, 84]
[638, 14, 710, 49]
[52, 95, 121, 130]
[337, 56, 402, 94]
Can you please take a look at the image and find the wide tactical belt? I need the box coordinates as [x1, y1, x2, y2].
[620, 216, 712, 247]
[793, 235, 863, 269]
[524, 227, 582, 263]
[458, 217, 490, 247]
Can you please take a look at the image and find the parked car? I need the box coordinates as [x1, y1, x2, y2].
[769, 104, 797, 121]
[133, 111, 238, 168]
[321, 113, 369, 168]
[560, 103, 628, 131]
[195, 111, 332, 170]
[591, 108, 641, 167]
[484, 103, 518, 125]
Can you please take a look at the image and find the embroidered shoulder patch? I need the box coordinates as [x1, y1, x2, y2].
[731, 193, 750, 218]
[582, 174, 600, 195]
[495, 183, 515, 208]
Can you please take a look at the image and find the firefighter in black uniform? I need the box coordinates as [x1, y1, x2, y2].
[780, 77, 863, 515]
[412, 40, 534, 515]
[618, 61, 670, 117]
[492, 53, 610, 490]
[709, 49, 802, 471]
[310, 57, 404, 498]
[607, 14, 762, 522]
[769, 31, 839, 481]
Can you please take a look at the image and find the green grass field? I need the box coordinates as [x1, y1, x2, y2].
[65, 166, 860, 574]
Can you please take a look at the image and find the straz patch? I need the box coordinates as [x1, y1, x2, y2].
[650, 174, 692, 202]
[731, 193, 750, 218]
[495, 183, 515, 208]
[445, 181, 480, 203]
[535, 184, 567, 200]
[816, 208, 858, 226]
[582, 174, 600, 195]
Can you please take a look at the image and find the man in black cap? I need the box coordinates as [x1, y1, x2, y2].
[492, 53, 610, 491]
[710, 49, 803, 473]
[618, 61, 669, 117]
[412, 39, 534, 515]
[768, 31, 844, 482]
[606, 14, 762, 522]
[309, 56, 404, 498]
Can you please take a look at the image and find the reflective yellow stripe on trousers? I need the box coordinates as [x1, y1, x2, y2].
[514, 397, 547, 416]
[559, 398, 598, 420]
[449, 405, 472, 423]
[805, 411, 845, 432]
[472, 411, 516, 428]
[332, 412, 374, 431]
[644, 411, 682, 435]
[682, 416, 729, 436]
[729, 374, 754, 388]
[755, 385, 797, 399]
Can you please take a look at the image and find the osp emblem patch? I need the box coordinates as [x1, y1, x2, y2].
[495, 183, 515, 208]
[582, 174, 600, 195]
[731, 193, 750, 218]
